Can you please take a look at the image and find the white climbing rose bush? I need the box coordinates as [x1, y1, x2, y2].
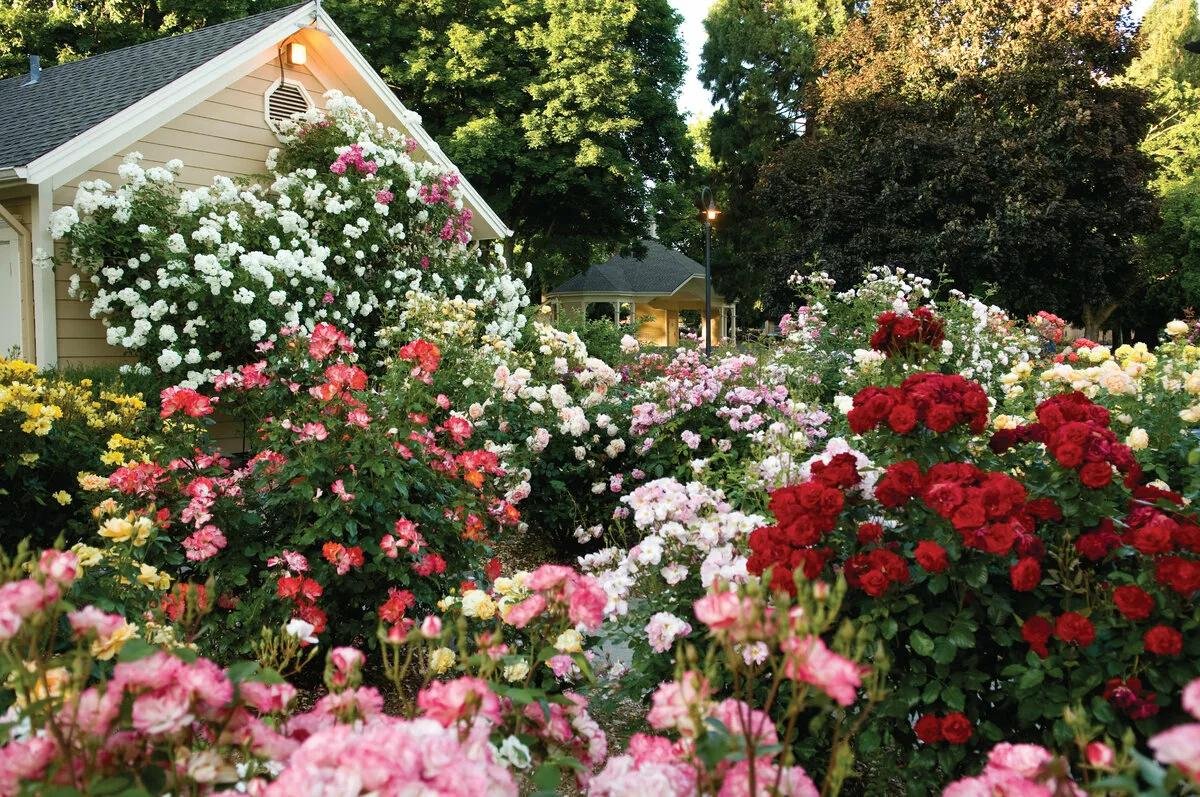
[49, 91, 529, 385]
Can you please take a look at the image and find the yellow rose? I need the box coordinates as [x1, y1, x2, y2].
[100, 450, 125, 467]
[92, 623, 136, 661]
[1166, 320, 1189, 337]
[16, 665, 73, 708]
[992, 414, 1020, 431]
[554, 629, 583, 654]
[78, 473, 110, 491]
[99, 518, 134, 543]
[460, 589, 497, 620]
[429, 646, 456, 675]
[52, 490, 72, 506]
[70, 543, 103, 567]
[1125, 428, 1149, 451]
[503, 661, 530, 682]
[137, 563, 170, 590]
[18, 452, 39, 466]
[132, 517, 154, 547]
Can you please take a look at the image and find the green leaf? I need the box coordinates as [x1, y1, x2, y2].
[932, 638, 957, 665]
[532, 763, 561, 791]
[116, 639, 158, 663]
[910, 630, 935, 657]
[941, 685, 966, 710]
[1018, 668, 1044, 691]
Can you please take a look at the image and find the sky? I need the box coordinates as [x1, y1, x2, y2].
[672, 0, 1162, 121]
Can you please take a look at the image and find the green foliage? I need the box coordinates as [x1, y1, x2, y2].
[1125, 0, 1200, 333]
[758, 0, 1158, 334]
[326, 0, 694, 292]
[697, 0, 853, 317]
[0, 0, 289, 78]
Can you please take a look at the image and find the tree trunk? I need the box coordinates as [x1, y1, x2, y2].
[1082, 302, 1118, 342]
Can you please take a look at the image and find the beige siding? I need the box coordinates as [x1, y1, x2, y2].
[52, 58, 329, 369]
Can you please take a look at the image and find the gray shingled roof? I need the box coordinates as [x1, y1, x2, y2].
[550, 240, 707, 295]
[0, 2, 307, 169]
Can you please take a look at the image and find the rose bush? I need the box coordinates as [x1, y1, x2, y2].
[50, 93, 529, 384]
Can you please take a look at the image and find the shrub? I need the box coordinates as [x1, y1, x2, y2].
[50, 92, 528, 385]
[0, 358, 151, 547]
[76, 323, 516, 656]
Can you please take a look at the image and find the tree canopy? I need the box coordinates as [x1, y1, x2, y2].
[327, 0, 693, 291]
[697, 0, 853, 316]
[0, 0, 284, 78]
[758, 0, 1158, 333]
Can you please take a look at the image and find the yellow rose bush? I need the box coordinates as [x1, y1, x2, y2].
[0, 359, 152, 547]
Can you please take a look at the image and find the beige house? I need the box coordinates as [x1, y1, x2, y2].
[0, 1, 508, 368]
[544, 240, 736, 347]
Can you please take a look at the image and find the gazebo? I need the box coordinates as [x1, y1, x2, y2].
[543, 240, 736, 347]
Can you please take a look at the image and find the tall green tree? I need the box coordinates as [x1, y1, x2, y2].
[0, 0, 285, 77]
[697, 0, 853, 316]
[1125, 0, 1200, 335]
[759, 0, 1158, 336]
[328, 0, 692, 291]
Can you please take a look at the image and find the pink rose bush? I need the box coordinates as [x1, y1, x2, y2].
[590, 575, 881, 797]
[74, 322, 520, 654]
[375, 562, 612, 788]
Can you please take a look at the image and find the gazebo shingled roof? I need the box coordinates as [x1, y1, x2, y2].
[549, 240, 707, 296]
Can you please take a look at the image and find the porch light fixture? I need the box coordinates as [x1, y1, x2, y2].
[286, 41, 308, 66]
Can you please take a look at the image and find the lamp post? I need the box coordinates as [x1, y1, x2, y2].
[700, 187, 719, 356]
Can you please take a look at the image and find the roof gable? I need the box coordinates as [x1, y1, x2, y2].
[0, 3, 306, 169]
[549, 240, 711, 296]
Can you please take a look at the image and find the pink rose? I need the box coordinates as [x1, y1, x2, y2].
[502, 594, 546, 629]
[1085, 741, 1115, 768]
[416, 676, 501, 727]
[693, 590, 742, 631]
[526, 564, 575, 591]
[781, 635, 864, 707]
[239, 681, 297, 714]
[1149, 724, 1200, 781]
[567, 575, 607, 631]
[420, 615, 443, 639]
[647, 672, 709, 736]
[38, 550, 79, 585]
[328, 647, 365, 689]
[1183, 677, 1200, 721]
[987, 743, 1054, 778]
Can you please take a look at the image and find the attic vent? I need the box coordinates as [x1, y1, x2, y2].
[264, 79, 312, 132]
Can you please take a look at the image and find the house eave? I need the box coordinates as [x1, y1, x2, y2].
[0, 166, 29, 186]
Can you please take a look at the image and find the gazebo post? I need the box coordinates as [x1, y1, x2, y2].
[731, 304, 737, 345]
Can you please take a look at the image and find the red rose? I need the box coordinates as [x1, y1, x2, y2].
[1079, 461, 1113, 489]
[914, 714, 942, 744]
[981, 522, 1017, 556]
[857, 522, 885, 545]
[888, 403, 919, 434]
[876, 460, 924, 508]
[1156, 556, 1200, 597]
[926, 404, 959, 433]
[1053, 442, 1084, 468]
[1010, 557, 1041, 592]
[951, 501, 987, 531]
[940, 712, 973, 744]
[1022, 615, 1053, 657]
[1054, 611, 1096, 647]
[1076, 530, 1119, 562]
[1131, 516, 1176, 556]
[859, 569, 890, 597]
[1143, 625, 1183, 657]
[914, 540, 949, 573]
[1025, 498, 1063, 522]
[1112, 585, 1154, 621]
